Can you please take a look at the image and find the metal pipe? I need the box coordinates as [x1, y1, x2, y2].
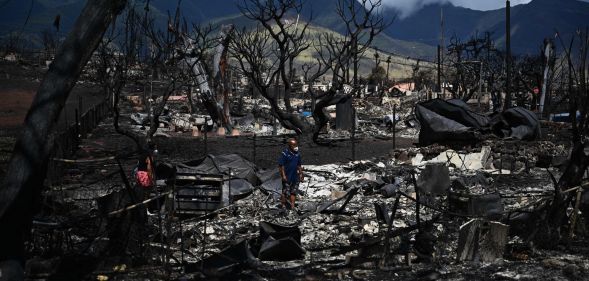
[253, 133, 257, 165]
[204, 117, 208, 156]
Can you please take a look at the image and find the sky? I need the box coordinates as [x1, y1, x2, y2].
[379, 0, 587, 18]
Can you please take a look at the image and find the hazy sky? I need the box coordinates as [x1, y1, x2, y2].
[380, 0, 587, 18]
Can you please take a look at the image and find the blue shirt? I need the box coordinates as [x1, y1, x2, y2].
[278, 148, 302, 184]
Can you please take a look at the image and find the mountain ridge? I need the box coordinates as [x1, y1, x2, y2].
[383, 0, 589, 53]
[1, 0, 587, 55]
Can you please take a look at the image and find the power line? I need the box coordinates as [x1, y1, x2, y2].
[12, 0, 34, 45]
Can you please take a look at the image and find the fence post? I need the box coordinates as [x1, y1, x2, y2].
[75, 109, 80, 140]
[351, 108, 356, 161]
[253, 133, 257, 165]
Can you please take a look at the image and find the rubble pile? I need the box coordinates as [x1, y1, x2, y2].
[27, 139, 589, 280]
[118, 91, 418, 140]
[19, 86, 588, 280]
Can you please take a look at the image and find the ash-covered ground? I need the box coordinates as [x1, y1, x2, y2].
[24, 117, 589, 281]
[2, 61, 587, 281]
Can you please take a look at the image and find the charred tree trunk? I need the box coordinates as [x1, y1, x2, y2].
[187, 85, 199, 113]
[311, 87, 349, 144]
[213, 24, 235, 130]
[264, 88, 308, 135]
[536, 142, 589, 248]
[281, 58, 295, 112]
[0, 0, 127, 275]
[188, 60, 225, 129]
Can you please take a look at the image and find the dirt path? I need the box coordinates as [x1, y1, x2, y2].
[156, 134, 415, 169]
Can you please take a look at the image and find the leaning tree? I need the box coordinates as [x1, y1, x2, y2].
[0, 0, 129, 277]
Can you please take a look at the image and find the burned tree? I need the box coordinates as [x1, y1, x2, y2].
[445, 34, 494, 102]
[231, 0, 387, 141]
[238, 0, 310, 114]
[232, 0, 311, 134]
[212, 24, 236, 128]
[0, 0, 128, 276]
[115, 7, 193, 146]
[231, 25, 308, 133]
[532, 29, 589, 248]
[95, 8, 141, 104]
[92, 5, 194, 149]
[307, 0, 388, 143]
[512, 54, 545, 109]
[171, 21, 234, 130]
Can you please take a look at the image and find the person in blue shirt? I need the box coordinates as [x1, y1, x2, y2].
[278, 138, 304, 209]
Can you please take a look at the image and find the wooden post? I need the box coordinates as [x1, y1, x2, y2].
[381, 193, 401, 266]
[456, 219, 509, 263]
[351, 108, 356, 161]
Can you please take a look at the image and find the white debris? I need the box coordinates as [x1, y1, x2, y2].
[393, 220, 408, 228]
[311, 188, 332, 197]
[362, 221, 379, 234]
[414, 146, 492, 171]
[362, 172, 378, 181]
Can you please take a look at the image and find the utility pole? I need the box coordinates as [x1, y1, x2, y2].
[353, 39, 358, 95]
[437, 45, 442, 94]
[504, 0, 512, 111]
[374, 49, 380, 90]
[478, 61, 483, 111]
[374, 48, 380, 68]
[440, 7, 446, 98]
[539, 39, 553, 116]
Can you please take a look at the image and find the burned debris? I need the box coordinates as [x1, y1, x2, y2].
[13, 137, 587, 280]
[1, 0, 589, 280]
